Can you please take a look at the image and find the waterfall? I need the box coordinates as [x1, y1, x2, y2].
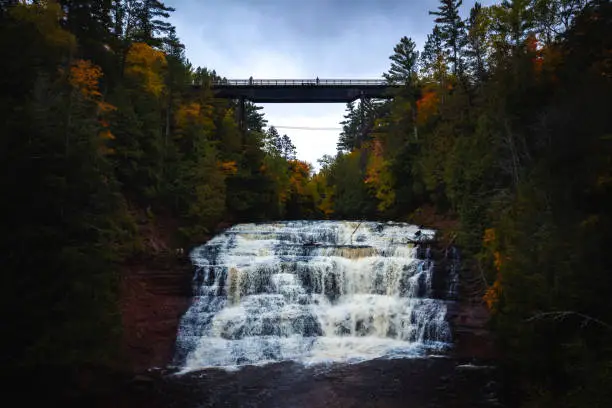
[174, 221, 453, 371]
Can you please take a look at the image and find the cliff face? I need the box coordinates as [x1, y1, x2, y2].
[447, 262, 497, 360]
[117, 213, 496, 372]
[119, 255, 193, 372]
[411, 207, 496, 360]
[449, 302, 496, 359]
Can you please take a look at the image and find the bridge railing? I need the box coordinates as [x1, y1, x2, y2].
[210, 79, 392, 86]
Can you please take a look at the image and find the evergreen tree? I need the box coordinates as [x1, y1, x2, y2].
[430, 0, 467, 77]
[280, 134, 297, 160]
[464, 2, 491, 82]
[264, 125, 283, 155]
[383, 36, 420, 86]
[136, 0, 176, 47]
[420, 26, 449, 82]
[337, 101, 359, 152]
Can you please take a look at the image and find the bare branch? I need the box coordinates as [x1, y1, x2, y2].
[525, 311, 612, 330]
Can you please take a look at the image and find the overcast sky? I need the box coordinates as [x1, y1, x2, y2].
[167, 0, 493, 169]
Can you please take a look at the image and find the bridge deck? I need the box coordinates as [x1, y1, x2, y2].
[205, 79, 400, 103]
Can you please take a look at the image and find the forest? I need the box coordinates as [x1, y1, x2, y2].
[1, 0, 611, 407]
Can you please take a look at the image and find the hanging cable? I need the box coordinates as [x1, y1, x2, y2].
[268, 125, 342, 131]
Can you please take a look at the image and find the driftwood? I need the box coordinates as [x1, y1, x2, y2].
[442, 232, 457, 253]
[349, 221, 363, 245]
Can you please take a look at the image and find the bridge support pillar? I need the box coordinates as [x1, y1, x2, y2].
[238, 97, 246, 133]
[360, 94, 365, 128]
[359, 92, 367, 147]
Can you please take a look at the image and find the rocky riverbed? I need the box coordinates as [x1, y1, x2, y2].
[60, 357, 501, 408]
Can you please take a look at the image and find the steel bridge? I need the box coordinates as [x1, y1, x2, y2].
[209, 79, 399, 103]
[201, 78, 401, 131]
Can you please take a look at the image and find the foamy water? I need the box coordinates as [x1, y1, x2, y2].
[174, 221, 453, 371]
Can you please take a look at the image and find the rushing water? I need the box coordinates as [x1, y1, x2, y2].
[174, 221, 456, 371]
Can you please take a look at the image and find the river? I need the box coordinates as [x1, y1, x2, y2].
[119, 221, 497, 407]
[84, 221, 500, 407]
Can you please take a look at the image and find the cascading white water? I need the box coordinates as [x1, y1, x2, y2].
[174, 221, 453, 371]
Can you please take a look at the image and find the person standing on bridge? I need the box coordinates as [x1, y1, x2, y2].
[316, 77, 319, 85]
[249, 76, 253, 85]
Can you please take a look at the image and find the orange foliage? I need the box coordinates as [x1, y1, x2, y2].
[525, 33, 538, 53]
[416, 90, 440, 125]
[483, 228, 495, 245]
[69, 59, 103, 100]
[69, 59, 117, 151]
[493, 251, 503, 271]
[176, 102, 201, 124]
[482, 227, 506, 312]
[364, 139, 384, 185]
[483, 228, 504, 270]
[99, 129, 115, 140]
[483, 276, 502, 312]
[526, 34, 544, 76]
[288, 160, 311, 196]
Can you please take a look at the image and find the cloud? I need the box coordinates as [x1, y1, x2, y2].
[167, 0, 488, 167]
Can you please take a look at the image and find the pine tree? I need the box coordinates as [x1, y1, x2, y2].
[137, 0, 176, 47]
[465, 2, 491, 82]
[421, 26, 449, 82]
[383, 36, 419, 86]
[280, 134, 296, 160]
[245, 101, 268, 132]
[337, 101, 360, 152]
[493, 0, 535, 51]
[264, 126, 283, 155]
[430, 0, 467, 77]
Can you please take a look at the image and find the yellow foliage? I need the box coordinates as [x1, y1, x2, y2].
[10, 1, 76, 50]
[176, 103, 201, 125]
[308, 173, 335, 218]
[125, 42, 167, 97]
[218, 161, 238, 175]
[365, 140, 396, 211]
[483, 228, 496, 245]
[493, 251, 503, 271]
[174, 102, 215, 137]
[99, 129, 115, 140]
[68, 59, 117, 151]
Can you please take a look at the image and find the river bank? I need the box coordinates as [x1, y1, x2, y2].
[25, 357, 501, 408]
[9, 217, 500, 407]
[408, 206, 496, 361]
[119, 252, 193, 371]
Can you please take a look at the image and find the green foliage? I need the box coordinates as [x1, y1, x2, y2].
[430, 0, 467, 76]
[0, 0, 307, 372]
[337, 100, 383, 152]
[314, 1, 612, 406]
[3, 5, 612, 405]
[0, 12, 127, 366]
[383, 36, 420, 85]
[328, 151, 377, 219]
